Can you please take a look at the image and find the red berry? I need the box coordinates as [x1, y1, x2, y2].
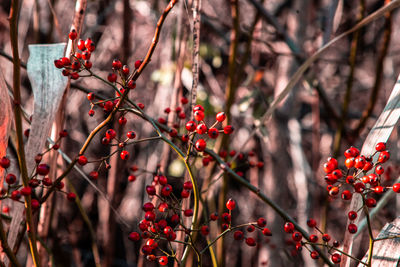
[310, 251, 319, 259]
[322, 233, 331, 242]
[128, 232, 140, 241]
[138, 103, 145, 109]
[221, 212, 231, 222]
[210, 212, 218, 221]
[354, 156, 366, 169]
[88, 110, 95, 116]
[262, 228, 272, 236]
[69, 29, 78, 40]
[122, 65, 129, 75]
[309, 234, 318, 242]
[186, 121, 197, 131]
[82, 51, 91, 60]
[89, 171, 99, 180]
[5, 174, 16, 184]
[195, 139, 206, 151]
[107, 73, 117, 83]
[134, 60, 142, 69]
[158, 256, 168, 266]
[257, 217, 267, 227]
[77, 39, 85, 50]
[284, 222, 295, 233]
[375, 164, 384, 175]
[348, 211, 357, 220]
[375, 142, 386, 152]
[21, 186, 32, 196]
[216, 112, 226, 122]
[378, 151, 390, 163]
[247, 225, 255, 232]
[61, 57, 70, 66]
[54, 59, 63, 68]
[366, 198, 376, 208]
[104, 101, 114, 112]
[146, 185, 156, 195]
[143, 202, 154, 212]
[169, 128, 178, 137]
[67, 192, 76, 201]
[223, 125, 234, 134]
[348, 223, 357, 234]
[119, 116, 127, 125]
[233, 230, 244, 240]
[183, 181, 193, 190]
[245, 237, 256, 247]
[180, 97, 188, 105]
[331, 253, 341, 264]
[341, 190, 352, 200]
[194, 110, 205, 121]
[128, 175, 136, 182]
[158, 175, 168, 185]
[196, 124, 207, 135]
[145, 211, 156, 221]
[373, 186, 385, 194]
[226, 198, 236, 210]
[181, 134, 189, 142]
[127, 80, 136, 89]
[292, 232, 302, 242]
[37, 164, 50, 175]
[11, 190, 21, 201]
[161, 184, 172, 197]
[120, 150, 130, 160]
[0, 157, 10, 168]
[393, 183, 400, 193]
[42, 177, 52, 186]
[208, 128, 219, 139]
[354, 182, 365, 193]
[307, 218, 317, 228]
[106, 129, 117, 139]
[112, 59, 122, 70]
[77, 155, 88, 165]
[84, 38, 93, 49]
[31, 199, 40, 209]
[184, 209, 193, 217]
[344, 157, 355, 169]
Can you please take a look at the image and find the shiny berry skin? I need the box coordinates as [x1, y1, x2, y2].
[233, 230, 244, 240]
[284, 222, 295, 233]
[373, 186, 385, 194]
[82, 51, 91, 60]
[341, 190, 352, 200]
[247, 225, 255, 232]
[138, 103, 145, 109]
[88, 109, 95, 116]
[103, 101, 114, 112]
[208, 128, 219, 139]
[184, 209, 193, 217]
[257, 217, 267, 227]
[216, 112, 226, 122]
[0, 157, 10, 168]
[120, 150, 130, 160]
[222, 212, 231, 222]
[226, 198, 236, 210]
[127, 80, 136, 89]
[375, 142, 386, 152]
[180, 97, 189, 105]
[118, 116, 127, 125]
[345, 157, 355, 169]
[127, 131, 136, 139]
[42, 178, 52, 186]
[77, 155, 88, 166]
[262, 228, 272, 236]
[292, 232, 302, 242]
[310, 251, 319, 259]
[195, 139, 206, 151]
[375, 164, 384, 175]
[346, 176, 355, 184]
[158, 256, 168, 266]
[112, 59, 122, 70]
[393, 183, 400, 193]
[11, 190, 21, 201]
[200, 225, 209, 236]
[309, 234, 318, 242]
[143, 202, 154, 212]
[193, 104, 204, 112]
[6, 174, 16, 184]
[161, 184, 172, 197]
[348, 223, 357, 234]
[354, 182, 365, 193]
[54, 59, 63, 68]
[223, 125, 234, 134]
[61, 57, 70, 66]
[329, 187, 339, 196]
[378, 151, 390, 163]
[89, 171, 99, 180]
[134, 60, 142, 69]
[67, 192, 76, 201]
[194, 110, 205, 121]
[145, 211, 156, 221]
[307, 218, 317, 228]
[128, 232, 140, 241]
[106, 129, 117, 139]
[196, 124, 207, 134]
[348, 211, 357, 220]
[181, 134, 189, 142]
[366, 198, 376, 208]
[354, 156, 366, 169]
[146, 185, 156, 195]
[331, 253, 341, 264]
[37, 164, 50, 175]
[333, 240, 340, 247]
[21, 186, 32, 196]
[69, 29, 78, 40]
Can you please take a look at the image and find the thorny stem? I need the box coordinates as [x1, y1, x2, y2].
[9, 0, 41, 265]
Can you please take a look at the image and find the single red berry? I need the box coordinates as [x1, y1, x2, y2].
[196, 124, 207, 135]
[348, 211, 357, 220]
[184, 209, 193, 217]
[257, 217, 267, 227]
[127, 80, 136, 89]
[134, 60, 142, 69]
[245, 237, 256, 247]
[61, 57, 71, 66]
[375, 164, 384, 175]
[169, 128, 178, 137]
[354, 156, 366, 169]
[247, 225, 255, 232]
[77, 155, 88, 165]
[234, 230, 244, 240]
[183, 181, 193, 190]
[195, 139, 206, 151]
[262, 228, 272, 236]
[226, 198, 236, 210]
[375, 142, 386, 152]
[186, 121, 197, 131]
[77, 39, 85, 50]
[84, 38, 93, 49]
[366, 198, 376, 208]
[158, 256, 168, 266]
[354, 182, 365, 193]
[138, 103, 145, 109]
[146, 185, 156, 195]
[54, 59, 63, 68]
[393, 183, 400, 193]
[373, 186, 385, 194]
[112, 59, 122, 70]
[345, 157, 355, 169]
[67, 192, 76, 201]
[87, 42, 95, 52]
[348, 223, 357, 234]
[284, 222, 295, 233]
[37, 164, 50, 175]
[120, 150, 130, 160]
[222, 212, 231, 223]
[161, 184, 172, 197]
[69, 29, 78, 40]
[0, 157, 10, 168]
[88, 109, 95, 116]
[70, 72, 79, 80]
[180, 97, 188, 105]
[322, 233, 331, 242]
[82, 51, 91, 60]
[210, 212, 218, 221]
[331, 253, 341, 264]
[346, 175, 355, 184]
[329, 186, 339, 196]
[341, 190, 352, 200]
[119, 116, 127, 125]
[21, 186, 32, 196]
[307, 218, 317, 228]
[143, 202, 155, 212]
[194, 110, 205, 121]
[223, 125, 234, 134]
[126, 131, 136, 139]
[216, 112, 226, 122]
[128, 232, 140, 241]
[145, 211, 156, 221]
[128, 175, 136, 182]
[28, 179, 40, 188]
[31, 199, 40, 209]
[104, 101, 114, 112]
[310, 251, 319, 259]
[208, 128, 219, 139]
[158, 175, 168, 185]
[42, 177, 52, 186]
[193, 104, 204, 112]
[309, 234, 318, 242]
[292, 232, 302, 242]
[333, 240, 340, 247]
[378, 151, 390, 163]
[106, 129, 117, 139]
[11, 190, 21, 201]
[170, 214, 180, 226]
[89, 171, 99, 180]
[107, 73, 117, 83]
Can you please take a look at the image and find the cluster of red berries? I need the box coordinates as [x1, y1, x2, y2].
[0, 130, 77, 207]
[322, 142, 399, 235]
[283, 219, 341, 264]
[54, 30, 95, 80]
